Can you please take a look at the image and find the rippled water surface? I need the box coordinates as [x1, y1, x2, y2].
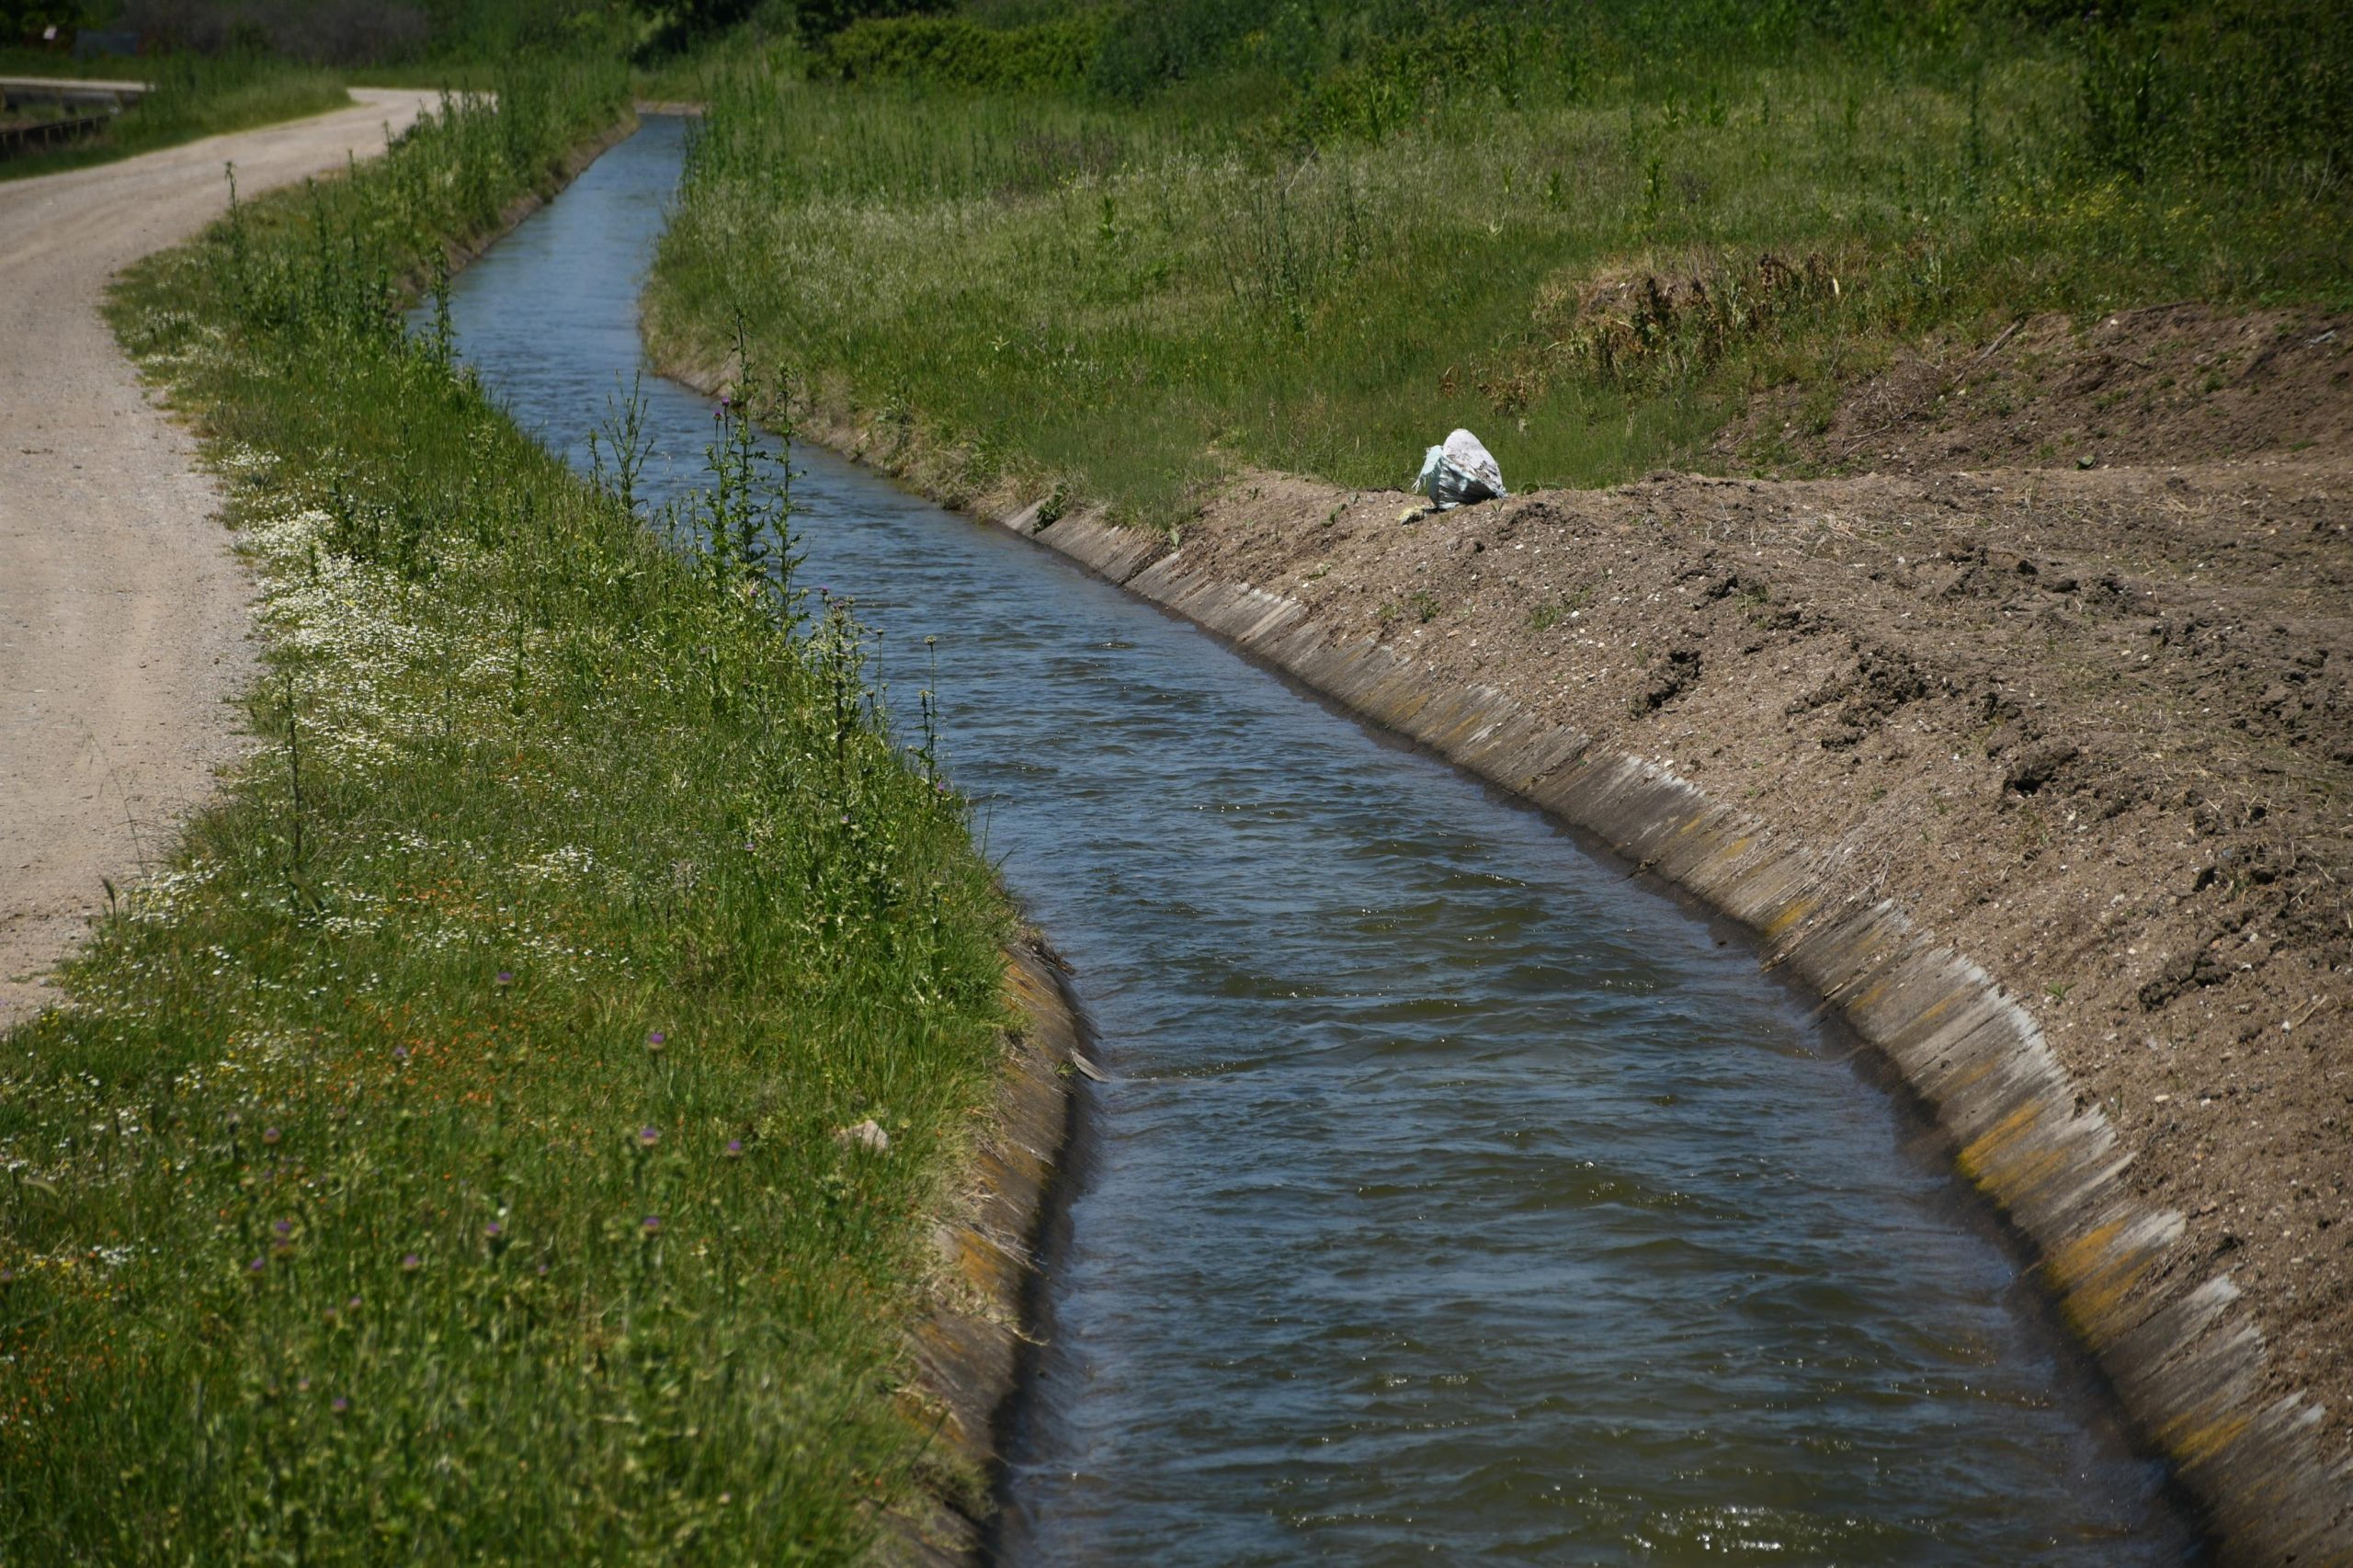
[437, 118, 2199, 1564]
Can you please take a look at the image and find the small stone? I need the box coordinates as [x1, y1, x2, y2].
[835, 1119, 890, 1153]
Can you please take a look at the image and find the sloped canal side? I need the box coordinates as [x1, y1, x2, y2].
[438, 117, 2202, 1565]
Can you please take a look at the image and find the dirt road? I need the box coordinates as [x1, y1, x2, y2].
[0, 88, 435, 1027]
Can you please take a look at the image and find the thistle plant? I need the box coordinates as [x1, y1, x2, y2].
[587, 370, 653, 519]
[695, 319, 803, 636]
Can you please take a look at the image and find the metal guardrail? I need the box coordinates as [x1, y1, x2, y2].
[0, 75, 152, 108]
[0, 109, 115, 159]
[0, 77, 152, 162]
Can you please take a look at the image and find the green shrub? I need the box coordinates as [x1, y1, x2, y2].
[813, 10, 1106, 90]
[791, 0, 955, 41]
[2073, 0, 2353, 184]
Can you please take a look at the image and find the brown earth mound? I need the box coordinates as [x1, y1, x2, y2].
[1721, 302, 2353, 476]
[1172, 440, 2352, 1470]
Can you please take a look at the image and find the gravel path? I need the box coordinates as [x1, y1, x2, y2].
[0, 89, 434, 1027]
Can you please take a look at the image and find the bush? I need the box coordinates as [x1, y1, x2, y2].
[1087, 0, 1263, 98]
[813, 10, 1105, 90]
[790, 0, 952, 41]
[2074, 0, 2353, 184]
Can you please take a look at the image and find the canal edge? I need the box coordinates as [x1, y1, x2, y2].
[431, 120, 1096, 1564]
[887, 933, 1093, 1565]
[991, 503, 2349, 1566]
[636, 351, 2350, 1561]
[435, 108, 642, 279]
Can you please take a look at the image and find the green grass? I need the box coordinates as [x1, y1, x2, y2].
[644, 2, 2353, 526]
[0, 52, 350, 182]
[343, 61, 506, 91]
[0, 55, 1023, 1562]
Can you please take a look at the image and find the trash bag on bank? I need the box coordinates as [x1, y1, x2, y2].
[1413, 428, 1507, 510]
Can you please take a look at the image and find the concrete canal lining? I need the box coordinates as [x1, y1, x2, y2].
[644, 302, 2350, 1552]
[619, 121, 2344, 1554]
[966, 498, 2351, 1566]
[892, 936, 1095, 1565]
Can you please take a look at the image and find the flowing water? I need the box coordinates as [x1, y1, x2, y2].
[435, 117, 2199, 1564]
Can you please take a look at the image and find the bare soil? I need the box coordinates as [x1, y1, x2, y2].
[1170, 311, 2353, 1465]
[0, 89, 434, 1028]
[1722, 301, 2353, 476]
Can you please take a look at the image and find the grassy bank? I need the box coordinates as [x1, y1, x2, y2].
[645, 0, 2352, 525]
[0, 61, 1024, 1562]
[0, 51, 349, 181]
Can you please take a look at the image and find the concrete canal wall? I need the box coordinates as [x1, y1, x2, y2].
[981, 500, 2349, 1566]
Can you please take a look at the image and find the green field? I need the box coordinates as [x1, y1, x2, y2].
[645, 0, 2353, 526]
[0, 56, 1024, 1561]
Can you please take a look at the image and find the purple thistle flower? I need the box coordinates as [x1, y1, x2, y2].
[262, 1127, 281, 1144]
[0, 1268, 16, 1287]
[637, 1126, 660, 1148]
[297, 1378, 311, 1393]
[248, 1256, 267, 1275]
[495, 971, 514, 986]
[484, 1221, 502, 1239]
[535, 1261, 550, 1277]
[646, 1030, 666, 1052]
[347, 1295, 362, 1311]
[724, 1139, 744, 1160]
[274, 1219, 293, 1237]
[392, 1046, 409, 1061]
[332, 1396, 350, 1415]
[641, 1215, 662, 1235]
[402, 1253, 422, 1273]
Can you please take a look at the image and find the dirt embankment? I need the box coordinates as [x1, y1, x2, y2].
[657, 285, 2353, 1552]
[0, 88, 438, 1028]
[1723, 301, 2352, 476]
[1165, 315, 2353, 1517]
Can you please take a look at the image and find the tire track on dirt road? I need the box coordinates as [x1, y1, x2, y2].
[0, 88, 436, 1028]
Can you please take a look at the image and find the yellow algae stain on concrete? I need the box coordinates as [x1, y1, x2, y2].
[1761, 895, 1816, 941]
[2158, 1407, 2254, 1469]
[2044, 1219, 2161, 1346]
[1957, 1101, 2045, 1193]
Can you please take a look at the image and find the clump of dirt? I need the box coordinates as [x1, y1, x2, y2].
[1477, 249, 1845, 414]
[1721, 302, 2353, 474]
[1179, 451, 2353, 1459]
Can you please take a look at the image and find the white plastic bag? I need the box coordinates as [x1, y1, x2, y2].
[1412, 428, 1507, 510]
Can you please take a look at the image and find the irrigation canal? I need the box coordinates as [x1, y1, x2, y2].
[434, 115, 2200, 1564]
